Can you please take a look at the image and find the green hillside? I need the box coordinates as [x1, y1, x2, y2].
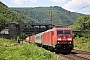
[0, 1, 86, 31]
[0, 1, 36, 31]
[11, 6, 85, 27]
[69, 15, 90, 30]
[0, 1, 24, 31]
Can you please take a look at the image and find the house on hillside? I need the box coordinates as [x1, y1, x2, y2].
[1, 28, 9, 34]
[0, 28, 10, 39]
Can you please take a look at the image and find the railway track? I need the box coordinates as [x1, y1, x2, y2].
[36, 43, 90, 60]
[56, 49, 90, 60]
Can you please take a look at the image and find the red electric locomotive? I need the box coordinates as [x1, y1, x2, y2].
[42, 28, 73, 53]
[29, 27, 73, 53]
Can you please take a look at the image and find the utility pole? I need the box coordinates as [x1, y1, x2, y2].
[49, 11, 53, 28]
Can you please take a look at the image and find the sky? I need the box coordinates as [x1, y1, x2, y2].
[1, 0, 90, 15]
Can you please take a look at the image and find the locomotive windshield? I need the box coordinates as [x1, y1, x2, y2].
[57, 30, 70, 34]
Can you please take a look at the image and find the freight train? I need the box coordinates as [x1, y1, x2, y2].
[29, 27, 74, 53]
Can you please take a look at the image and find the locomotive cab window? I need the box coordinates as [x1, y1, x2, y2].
[64, 30, 70, 34]
[57, 30, 63, 34]
[57, 30, 70, 34]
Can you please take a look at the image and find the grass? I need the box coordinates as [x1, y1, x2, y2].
[0, 38, 59, 60]
[74, 35, 90, 52]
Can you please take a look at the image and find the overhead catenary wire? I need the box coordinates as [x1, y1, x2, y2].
[76, 4, 90, 12]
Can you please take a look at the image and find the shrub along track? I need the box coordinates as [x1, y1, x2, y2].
[55, 49, 90, 60]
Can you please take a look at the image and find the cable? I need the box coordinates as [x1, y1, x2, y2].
[76, 4, 90, 12]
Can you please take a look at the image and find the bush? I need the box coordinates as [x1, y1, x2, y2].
[74, 36, 90, 52]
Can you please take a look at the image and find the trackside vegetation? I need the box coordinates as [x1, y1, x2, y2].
[0, 38, 59, 60]
[69, 15, 90, 51]
[74, 34, 90, 52]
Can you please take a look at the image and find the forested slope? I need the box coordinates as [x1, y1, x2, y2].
[0, 1, 86, 31]
[0, 1, 35, 31]
[69, 15, 90, 30]
[11, 6, 85, 26]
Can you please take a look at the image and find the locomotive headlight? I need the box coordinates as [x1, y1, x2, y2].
[69, 42, 71, 44]
[58, 42, 60, 43]
[57, 38, 61, 41]
[68, 38, 72, 41]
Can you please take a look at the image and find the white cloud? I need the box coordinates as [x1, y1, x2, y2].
[29, 0, 37, 2]
[63, 0, 90, 14]
[51, 0, 66, 3]
[11, 0, 37, 5]
[11, 0, 23, 5]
